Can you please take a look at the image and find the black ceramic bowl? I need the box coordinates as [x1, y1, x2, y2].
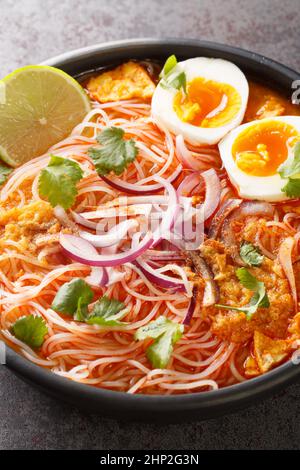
[5, 39, 300, 422]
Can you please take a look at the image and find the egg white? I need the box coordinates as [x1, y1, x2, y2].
[152, 57, 249, 145]
[219, 116, 300, 202]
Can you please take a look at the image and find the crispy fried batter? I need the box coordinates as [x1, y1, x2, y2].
[0, 201, 61, 252]
[253, 331, 289, 373]
[86, 62, 155, 103]
[200, 238, 293, 343]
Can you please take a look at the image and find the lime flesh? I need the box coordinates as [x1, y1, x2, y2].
[0, 65, 91, 167]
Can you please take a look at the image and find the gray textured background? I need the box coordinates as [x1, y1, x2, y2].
[1, 0, 300, 450]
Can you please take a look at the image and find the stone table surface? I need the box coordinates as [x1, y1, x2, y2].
[1, 0, 300, 450]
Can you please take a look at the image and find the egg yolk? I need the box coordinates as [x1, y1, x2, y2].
[232, 120, 299, 177]
[173, 77, 241, 128]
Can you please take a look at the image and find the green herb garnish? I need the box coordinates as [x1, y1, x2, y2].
[0, 161, 12, 187]
[279, 142, 300, 198]
[281, 178, 300, 198]
[38, 155, 83, 209]
[215, 268, 269, 319]
[88, 127, 138, 176]
[86, 295, 127, 326]
[240, 241, 264, 266]
[11, 315, 48, 349]
[159, 55, 186, 93]
[135, 316, 184, 368]
[51, 278, 94, 321]
[52, 280, 127, 326]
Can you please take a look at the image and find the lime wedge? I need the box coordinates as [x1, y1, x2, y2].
[0, 65, 91, 167]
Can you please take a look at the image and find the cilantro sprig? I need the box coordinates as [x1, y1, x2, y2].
[51, 279, 127, 326]
[0, 161, 12, 187]
[279, 142, 300, 198]
[215, 268, 270, 320]
[86, 296, 127, 326]
[281, 178, 300, 198]
[240, 242, 264, 267]
[135, 316, 184, 368]
[11, 315, 48, 349]
[51, 278, 94, 321]
[38, 155, 83, 209]
[88, 127, 138, 176]
[159, 55, 186, 93]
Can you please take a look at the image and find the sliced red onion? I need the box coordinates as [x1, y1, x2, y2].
[78, 204, 152, 220]
[86, 267, 109, 287]
[134, 259, 186, 292]
[60, 232, 153, 267]
[183, 286, 198, 325]
[201, 169, 221, 221]
[102, 244, 126, 286]
[71, 211, 98, 230]
[221, 201, 274, 265]
[80, 219, 138, 248]
[208, 199, 242, 239]
[101, 165, 182, 195]
[176, 135, 204, 171]
[177, 169, 221, 223]
[279, 237, 297, 311]
[177, 173, 203, 197]
[174, 169, 221, 250]
[54, 206, 78, 230]
[152, 174, 180, 246]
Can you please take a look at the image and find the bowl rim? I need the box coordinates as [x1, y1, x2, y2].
[5, 38, 300, 419]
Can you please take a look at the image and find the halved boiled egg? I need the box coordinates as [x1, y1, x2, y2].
[219, 116, 300, 201]
[152, 57, 249, 145]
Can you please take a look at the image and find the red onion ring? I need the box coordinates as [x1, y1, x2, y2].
[201, 169, 221, 221]
[80, 219, 138, 248]
[175, 169, 221, 250]
[134, 259, 186, 292]
[101, 165, 182, 195]
[86, 267, 109, 287]
[208, 199, 242, 239]
[177, 173, 203, 198]
[152, 174, 180, 247]
[176, 135, 203, 170]
[71, 211, 98, 230]
[60, 232, 153, 267]
[177, 169, 221, 222]
[183, 286, 198, 325]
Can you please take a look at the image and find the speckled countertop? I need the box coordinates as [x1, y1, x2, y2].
[1, 0, 300, 451]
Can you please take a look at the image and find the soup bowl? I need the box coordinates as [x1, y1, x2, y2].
[5, 38, 300, 422]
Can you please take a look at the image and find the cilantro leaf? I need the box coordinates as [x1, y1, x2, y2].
[240, 241, 264, 266]
[279, 142, 300, 178]
[88, 127, 138, 176]
[38, 155, 83, 209]
[0, 161, 12, 187]
[51, 278, 94, 321]
[86, 295, 127, 326]
[159, 55, 187, 93]
[11, 315, 48, 349]
[215, 268, 269, 319]
[279, 142, 300, 198]
[281, 178, 300, 198]
[135, 316, 184, 368]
